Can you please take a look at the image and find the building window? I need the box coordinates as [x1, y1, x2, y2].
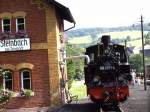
[16, 18, 25, 32]
[2, 18, 11, 33]
[21, 70, 31, 90]
[3, 71, 13, 90]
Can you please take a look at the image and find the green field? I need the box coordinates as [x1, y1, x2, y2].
[67, 30, 148, 46]
[98, 30, 143, 40]
[68, 35, 92, 44]
[127, 39, 142, 47]
[70, 80, 87, 99]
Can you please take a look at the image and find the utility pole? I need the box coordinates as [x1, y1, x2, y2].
[140, 15, 147, 91]
[125, 39, 127, 47]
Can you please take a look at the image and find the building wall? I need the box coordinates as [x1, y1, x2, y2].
[0, 0, 47, 43]
[0, 50, 50, 109]
[45, 5, 62, 106]
[0, 0, 63, 109]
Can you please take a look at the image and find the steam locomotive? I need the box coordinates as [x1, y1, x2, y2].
[84, 35, 131, 106]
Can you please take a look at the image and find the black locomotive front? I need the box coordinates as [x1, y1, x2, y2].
[84, 35, 131, 104]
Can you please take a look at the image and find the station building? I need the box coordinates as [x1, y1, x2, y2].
[0, 0, 75, 111]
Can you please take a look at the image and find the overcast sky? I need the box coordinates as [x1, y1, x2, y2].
[57, 0, 150, 29]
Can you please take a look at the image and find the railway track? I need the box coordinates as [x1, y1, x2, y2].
[50, 85, 150, 112]
[97, 105, 124, 112]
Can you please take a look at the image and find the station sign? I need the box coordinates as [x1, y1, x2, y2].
[0, 38, 30, 52]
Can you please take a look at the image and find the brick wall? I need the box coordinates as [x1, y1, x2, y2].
[0, 50, 50, 109]
[0, 0, 60, 108]
[0, 0, 47, 43]
[0, 0, 64, 109]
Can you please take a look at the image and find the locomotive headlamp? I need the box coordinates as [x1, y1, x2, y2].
[93, 75, 100, 82]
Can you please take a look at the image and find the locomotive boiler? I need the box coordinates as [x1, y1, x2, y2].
[84, 35, 131, 106]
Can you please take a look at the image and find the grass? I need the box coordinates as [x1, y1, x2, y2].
[67, 30, 148, 46]
[127, 39, 142, 47]
[119, 38, 142, 47]
[97, 30, 144, 40]
[68, 35, 92, 44]
[70, 80, 87, 99]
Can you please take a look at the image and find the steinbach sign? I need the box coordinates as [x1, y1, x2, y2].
[0, 38, 30, 52]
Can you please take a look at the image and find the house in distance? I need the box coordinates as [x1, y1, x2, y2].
[0, 0, 75, 111]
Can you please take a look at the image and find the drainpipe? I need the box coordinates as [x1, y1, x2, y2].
[60, 21, 76, 104]
[61, 21, 90, 65]
[64, 22, 76, 32]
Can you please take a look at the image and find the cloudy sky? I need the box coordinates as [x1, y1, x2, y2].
[57, 0, 150, 29]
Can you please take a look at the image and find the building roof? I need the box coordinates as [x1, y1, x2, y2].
[139, 45, 150, 56]
[47, 0, 75, 23]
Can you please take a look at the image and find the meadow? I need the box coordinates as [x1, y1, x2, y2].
[70, 80, 87, 99]
[67, 30, 148, 48]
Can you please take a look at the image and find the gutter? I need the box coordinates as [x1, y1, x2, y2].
[64, 22, 76, 32]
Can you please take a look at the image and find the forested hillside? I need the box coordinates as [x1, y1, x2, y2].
[66, 23, 150, 48]
[66, 23, 150, 38]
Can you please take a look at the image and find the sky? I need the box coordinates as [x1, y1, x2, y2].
[57, 0, 150, 29]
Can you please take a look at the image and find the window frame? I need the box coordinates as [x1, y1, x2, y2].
[3, 70, 13, 91]
[16, 17, 26, 33]
[20, 69, 32, 90]
[1, 18, 11, 33]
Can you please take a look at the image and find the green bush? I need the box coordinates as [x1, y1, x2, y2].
[21, 89, 32, 98]
[0, 89, 12, 103]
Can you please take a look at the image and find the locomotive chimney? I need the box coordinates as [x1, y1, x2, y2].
[101, 35, 110, 48]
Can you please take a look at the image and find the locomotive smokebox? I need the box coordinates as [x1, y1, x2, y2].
[101, 35, 110, 48]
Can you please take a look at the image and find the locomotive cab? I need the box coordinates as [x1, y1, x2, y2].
[84, 35, 131, 104]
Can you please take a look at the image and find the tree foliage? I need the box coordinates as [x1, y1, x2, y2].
[129, 54, 143, 73]
[0, 69, 12, 109]
[145, 31, 150, 44]
[66, 24, 150, 38]
[66, 43, 84, 89]
[67, 60, 75, 89]
[126, 35, 131, 41]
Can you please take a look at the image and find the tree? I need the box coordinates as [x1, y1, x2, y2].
[129, 54, 143, 73]
[126, 36, 131, 41]
[0, 69, 12, 109]
[74, 68, 83, 80]
[146, 32, 150, 39]
[66, 43, 84, 89]
[67, 60, 75, 89]
[145, 32, 150, 44]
